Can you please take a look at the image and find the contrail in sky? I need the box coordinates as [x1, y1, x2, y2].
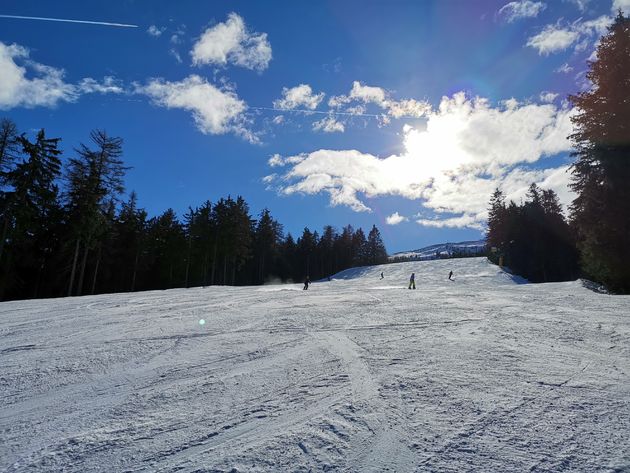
[0, 14, 138, 28]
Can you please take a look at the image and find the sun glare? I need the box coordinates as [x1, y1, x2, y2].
[402, 116, 471, 180]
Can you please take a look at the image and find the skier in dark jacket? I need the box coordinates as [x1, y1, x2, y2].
[448, 271, 453, 281]
[303, 276, 310, 290]
[408, 273, 416, 289]
[380, 271, 384, 279]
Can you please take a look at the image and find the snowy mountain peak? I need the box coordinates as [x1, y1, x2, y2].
[390, 239, 486, 261]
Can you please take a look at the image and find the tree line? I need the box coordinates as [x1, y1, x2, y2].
[487, 12, 630, 293]
[0, 125, 388, 301]
[486, 184, 579, 283]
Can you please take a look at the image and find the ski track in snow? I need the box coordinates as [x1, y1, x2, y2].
[1, 258, 630, 472]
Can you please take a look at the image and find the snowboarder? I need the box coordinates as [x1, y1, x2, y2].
[408, 272, 416, 289]
[448, 271, 453, 281]
[303, 276, 310, 290]
[380, 271, 384, 279]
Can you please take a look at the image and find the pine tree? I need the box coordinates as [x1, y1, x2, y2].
[145, 209, 185, 289]
[486, 188, 508, 265]
[0, 119, 20, 183]
[366, 225, 388, 265]
[112, 191, 147, 292]
[279, 233, 297, 282]
[335, 225, 355, 270]
[352, 228, 368, 266]
[297, 227, 317, 279]
[486, 184, 578, 282]
[65, 130, 128, 296]
[253, 208, 283, 284]
[569, 12, 630, 292]
[0, 129, 62, 298]
[318, 225, 337, 277]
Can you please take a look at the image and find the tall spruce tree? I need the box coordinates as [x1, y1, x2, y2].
[65, 130, 128, 296]
[318, 225, 337, 277]
[253, 209, 283, 284]
[487, 188, 507, 254]
[0, 129, 62, 299]
[0, 119, 20, 183]
[569, 11, 630, 292]
[145, 209, 185, 289]
[113, 191, 147, 292]
[352, 228, 368, 266]
[366, 225, 388, 265]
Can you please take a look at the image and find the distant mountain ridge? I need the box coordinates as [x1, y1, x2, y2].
[389, 239, 487, 261]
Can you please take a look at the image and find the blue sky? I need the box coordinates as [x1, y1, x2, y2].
[0, 0, 625, 253]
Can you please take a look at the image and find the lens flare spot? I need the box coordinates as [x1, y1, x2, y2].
[199, 319, 206, 326]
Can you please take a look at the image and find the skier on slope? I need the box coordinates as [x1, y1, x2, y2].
[448, 271, 454, 281]
[303, 276, 310, 290]
[408, 272, 416, 290]
[380, 271, 384, 279]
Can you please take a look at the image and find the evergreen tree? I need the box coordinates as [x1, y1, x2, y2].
[352, 227, 368, 266]
[487, 188, 507, 260]
[486, 184, 578, 282]
[318, 225, 337, 277]
[279, 233, 297, 282]
[335, 225, 355, 270]
[65, 130, 128, 296]
[112, 191, 147, 292]
[0, 130, 62, 298]
[366, 225, 388, 265]
[297, 227, 317, 279]
[253, 208, 283, 284]
[195, 201, 216, 286]
[0, 119, 20, 183]
[569, 11, 630, 292]
[144, 209, 185, 289]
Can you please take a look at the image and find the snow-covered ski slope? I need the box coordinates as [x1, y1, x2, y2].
[1, 257, 629, 472]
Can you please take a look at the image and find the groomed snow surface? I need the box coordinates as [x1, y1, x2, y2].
[1, 257, 630, 472]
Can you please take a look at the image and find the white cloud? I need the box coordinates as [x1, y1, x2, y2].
[329, 81, 431, 119]
[567, 0, 590, 11]
[539, 91, 559, 102]
[345, 81, 386, 104]
[170, 49, 183, 63]
[386, 212, 408, 225]
[417, 214, 485, 230]
[169, 25, 186, 45]
[147, 25, 165, 37]
[191, 13, 271, 71]
[313, 116, 345, 133]
[579, 15, 613, 36]
[0, 42, 76, 109]
[527, 25, 579, 54]
[268, 92, 575, 227]
[612, 0, 630, 13]
[262, 174, 276, 184]
[136, 75, 255, 142]
[0, 41, 122, 110]
[268, 153, 284, 167]
[387, 98, 432, 118]
[498, 1, 546, 22]
[273, 84, 324, 110]
[266, 153, 306, 167]
[555, 62, 574, 73]
[527, 15, 612, 55]
[78, 76, 124, 94]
